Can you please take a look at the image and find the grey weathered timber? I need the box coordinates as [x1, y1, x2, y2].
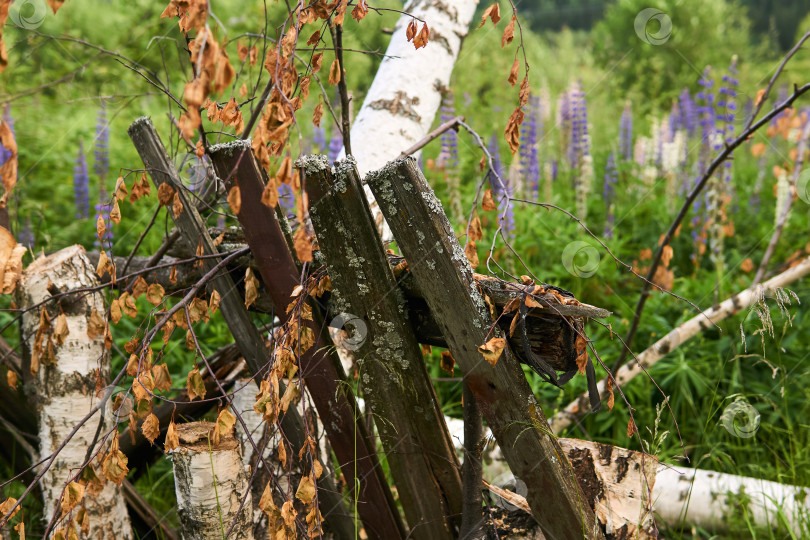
[366, 156, 604, 540]
[301, 155, 463, 539]
[207, 140, 405, 540]
[127, 118, 355, 540]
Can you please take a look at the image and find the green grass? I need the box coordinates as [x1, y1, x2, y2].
[2, 1, 810, 538]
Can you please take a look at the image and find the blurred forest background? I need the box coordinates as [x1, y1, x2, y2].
[2, 0, 810, 537]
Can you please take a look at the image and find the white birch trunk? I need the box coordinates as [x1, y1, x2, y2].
[169, 421, 254, 540]
[653, 465, 810, 535]
[550, 255, 810, 434]
[18, 245, 132, 538]
[339, 0, 478, 239]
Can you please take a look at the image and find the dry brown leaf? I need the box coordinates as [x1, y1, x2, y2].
[293, 227, 313, 262]
[478, 3, 501, 28]
[213, 407, 236, 446]
[141, 413, 160, 445]
[464, 240, 479, 268]
[244, 268, 259, 309]
[60, 481, 85, 516]
[478, 337, 506, 367]
[482, 189, 497, 211]
[296, 474, 316, 504]
[227, 185, 241, 214]
[501, 17, 516, 47]
[440, 350, 454, 375]
[186, 367, 206, 401]
[468, 215, 483, 241]
[413, 23, 430, 49]
[164, 419, 180, 451]
[328, 59, 341, 85]
[261, 177, 279, 208]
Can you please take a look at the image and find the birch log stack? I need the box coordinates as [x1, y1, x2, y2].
[169, 421, 254, 540]
[340, 0, 478, 239]
[18, 246, 132, 538]
[550, 254, 810, 434]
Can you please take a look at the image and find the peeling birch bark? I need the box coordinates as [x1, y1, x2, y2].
[550, 255, 810, 434]
[340, 0, 478, 239]
[18, 245, 132, 538]
[169, 421, 254, 540]
[654, 465, 810, 535]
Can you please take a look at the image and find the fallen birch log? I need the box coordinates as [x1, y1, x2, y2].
[550, 255, 810, 434]
[653, 464, 810, 535]
[17, 246, 132, 538]
[169, 421, 254, 540]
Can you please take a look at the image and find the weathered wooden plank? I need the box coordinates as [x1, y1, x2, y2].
[87, 249, 597, 375]
[301, 154, 463, 538]
[127, 118, 355, 540]
[365, 156, 604, 540]
[207, 141, 405, 540]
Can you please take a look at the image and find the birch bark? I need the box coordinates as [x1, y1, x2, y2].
[339, 0, 479, 239]
[169, 421, 254, 540]
[18, 246, 132, 538]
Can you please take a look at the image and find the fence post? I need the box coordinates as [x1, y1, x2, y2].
[366, 157, 604, 540]
[302, 155, 463, 537]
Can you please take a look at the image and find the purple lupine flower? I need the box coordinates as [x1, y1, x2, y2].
[603, 152, 617, 239]
[18, 217, 34, 249]
[327, 125, 343, 162]
[486, 133, 514, 237]
[437, 92, 459, 170]
[558, 90, 572, 161]
[94, 188, 114, 251]
[568, 81, 589, 169]
[463, 92, 472, 108]
[278, 182, 296, 220]
[0, 104, 14, 166]
[619, 101, 633, 161]
[716, 57, 739, 185]
[312, 126, 326, 151]
[551, 159, 558, 183]
[678, 88, 698, 137]
[74, 140, 91, 220]
[93, 101, 109, 182]
[437, 91, 462, 221]
[668, 100, 679, 141]
[696, 67, 716, 167]
[519, 95, 541, 199]
[716, 57, 738, 142]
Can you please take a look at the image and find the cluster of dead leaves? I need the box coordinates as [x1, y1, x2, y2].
[405, 19, 430, 50]
[633, 235, 680, 292]
[160, 0, 236, 139]
[765, 107, 808, 142]
[258, 448, 325, 538]
[478, 3, 528, 154]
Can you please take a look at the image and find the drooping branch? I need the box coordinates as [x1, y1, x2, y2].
[617, 80, 810, 367]
[551, 255, 810, 434]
